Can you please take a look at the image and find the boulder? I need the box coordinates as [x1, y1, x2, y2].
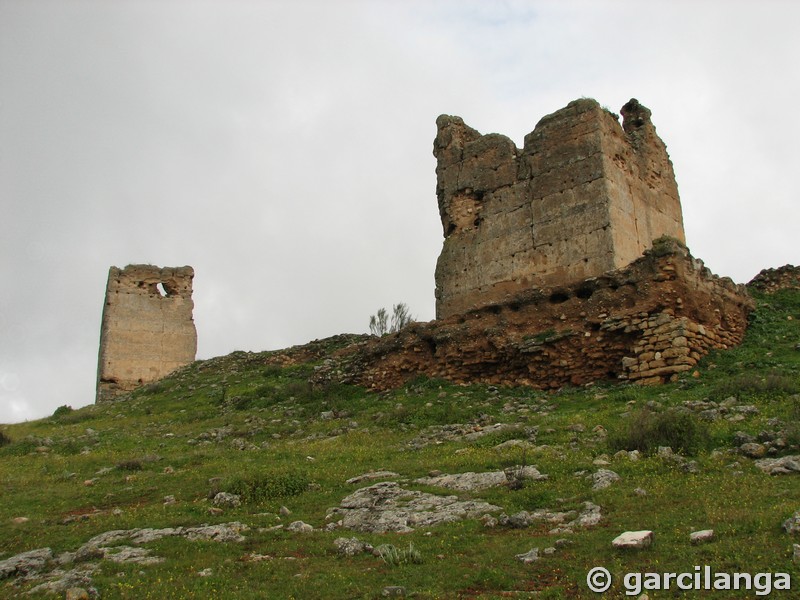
[612, 530, 654, 549]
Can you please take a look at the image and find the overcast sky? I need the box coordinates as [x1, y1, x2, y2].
[2, 0, 798, 424]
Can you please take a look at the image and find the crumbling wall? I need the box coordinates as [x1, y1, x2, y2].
[96, 265, 197, 402]
[748, 265, 800, 294]
[314, 240, 753, 391]
[434, 98, 685, 319]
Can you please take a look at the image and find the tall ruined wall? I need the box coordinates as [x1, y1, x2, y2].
[96, 265, 197, 402]
[314, 240, 753, 391]
[434, 98, 685, 319]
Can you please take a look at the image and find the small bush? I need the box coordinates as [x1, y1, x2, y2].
[225, 471, 310, 504]
[52, 405, 73, 418]
[116, 460, 144, 471]
[608, 408, 709, 456]
[262, 365, 283, 378]
[710, 372, 799, 400]
[376, 543, 423, 566]
[0, 430, 11, 447]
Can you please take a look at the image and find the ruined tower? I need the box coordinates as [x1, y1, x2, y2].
[434, 98, 685, 319]
[96, 265, 197, 402]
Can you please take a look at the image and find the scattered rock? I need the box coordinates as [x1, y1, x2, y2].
[690, 529, 714, 545]
[783, 511, 800, 534]
[26, 565, 98, 596]
[163, 495, 176, 505]
[515, 548, 539, 564]
[286, 521, 314, 533]
[415, 466, 547, 491]
[591, 469, 621, 490]
[382, 586, 407, 597]
[102, 546, 164, 565]
[198, 568, 213, 577]
[755, 455, 800, 475]
[11, 517, 29, 524]
[634, 487, 648, 496]
[0, 547, 53, 579]
[480, 515, 498, 528]
[739, 443, 767, 458]
[279, 506, 292, 517]
[334, 537, 374, 557]
[500, 501, 602, 534]
[329, 482, 501, 533]
[212, 492, 242, 508]
[612, 530, 654, 549]
[346, 471, 400, 485]
[65, 588, 91, 600]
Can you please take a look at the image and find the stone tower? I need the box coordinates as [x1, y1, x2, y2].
[96, 264, 197, 402]
[433, 98, 685, 319]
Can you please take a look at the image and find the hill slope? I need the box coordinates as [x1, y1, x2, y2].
[1, 289, 799, 599]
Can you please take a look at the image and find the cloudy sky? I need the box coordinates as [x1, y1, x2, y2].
[2, 0, 798, 423]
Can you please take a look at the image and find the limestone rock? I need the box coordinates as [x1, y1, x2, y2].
[783, 511, 800, 534]
[739, 442, 767, 458]
[414, 466, 546, 492]
[346, 471, 400, 485]
[286, 521, 314, 533]
[212, 492, 242, 508]
[591, 469, 621, 490]
[612, 530, 654, 549]
[755, 455, 800, 475]
[0, 547, 53, 579]
[515, 548, 540, 564]
[690, 529, 714, 545]
[334, 537, 374, 557]
[330, 482, 501, 533]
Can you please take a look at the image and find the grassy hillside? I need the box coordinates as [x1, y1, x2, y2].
[1, 289, 799, 599]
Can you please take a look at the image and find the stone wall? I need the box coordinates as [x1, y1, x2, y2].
[314, 239, 753, 391]
[96, 265, 197, 402]
[748, 265, 800, 294]
[434, 98, 685, 319]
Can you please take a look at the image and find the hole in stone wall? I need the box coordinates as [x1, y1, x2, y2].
[575, 286, 594, 300]
[548, 291, 570, 304]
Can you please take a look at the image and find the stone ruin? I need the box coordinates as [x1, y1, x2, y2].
[312, 98, 755, 390]
[434, 98, 685, 318]
[95, 98, 758, 399]
[96, 265, 196, 402]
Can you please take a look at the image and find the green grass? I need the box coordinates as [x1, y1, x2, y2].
[0, 290, 799, 598]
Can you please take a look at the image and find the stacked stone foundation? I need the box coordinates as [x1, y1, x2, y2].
[315, 240, 753, 391]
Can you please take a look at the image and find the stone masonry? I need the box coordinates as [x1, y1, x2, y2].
[96, 265, 197, 402]
[314, 239, 754, 391]
[434, 98, 685, 319]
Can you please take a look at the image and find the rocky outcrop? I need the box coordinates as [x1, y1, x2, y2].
[327, 482, 501, 533]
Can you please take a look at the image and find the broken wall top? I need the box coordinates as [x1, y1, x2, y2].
[434, 97, 686, 319]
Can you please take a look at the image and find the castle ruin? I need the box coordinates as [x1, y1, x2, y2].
[434, 98, 685, 318]
[312, 98, 754, 390]
[96, 265, 197, 402]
